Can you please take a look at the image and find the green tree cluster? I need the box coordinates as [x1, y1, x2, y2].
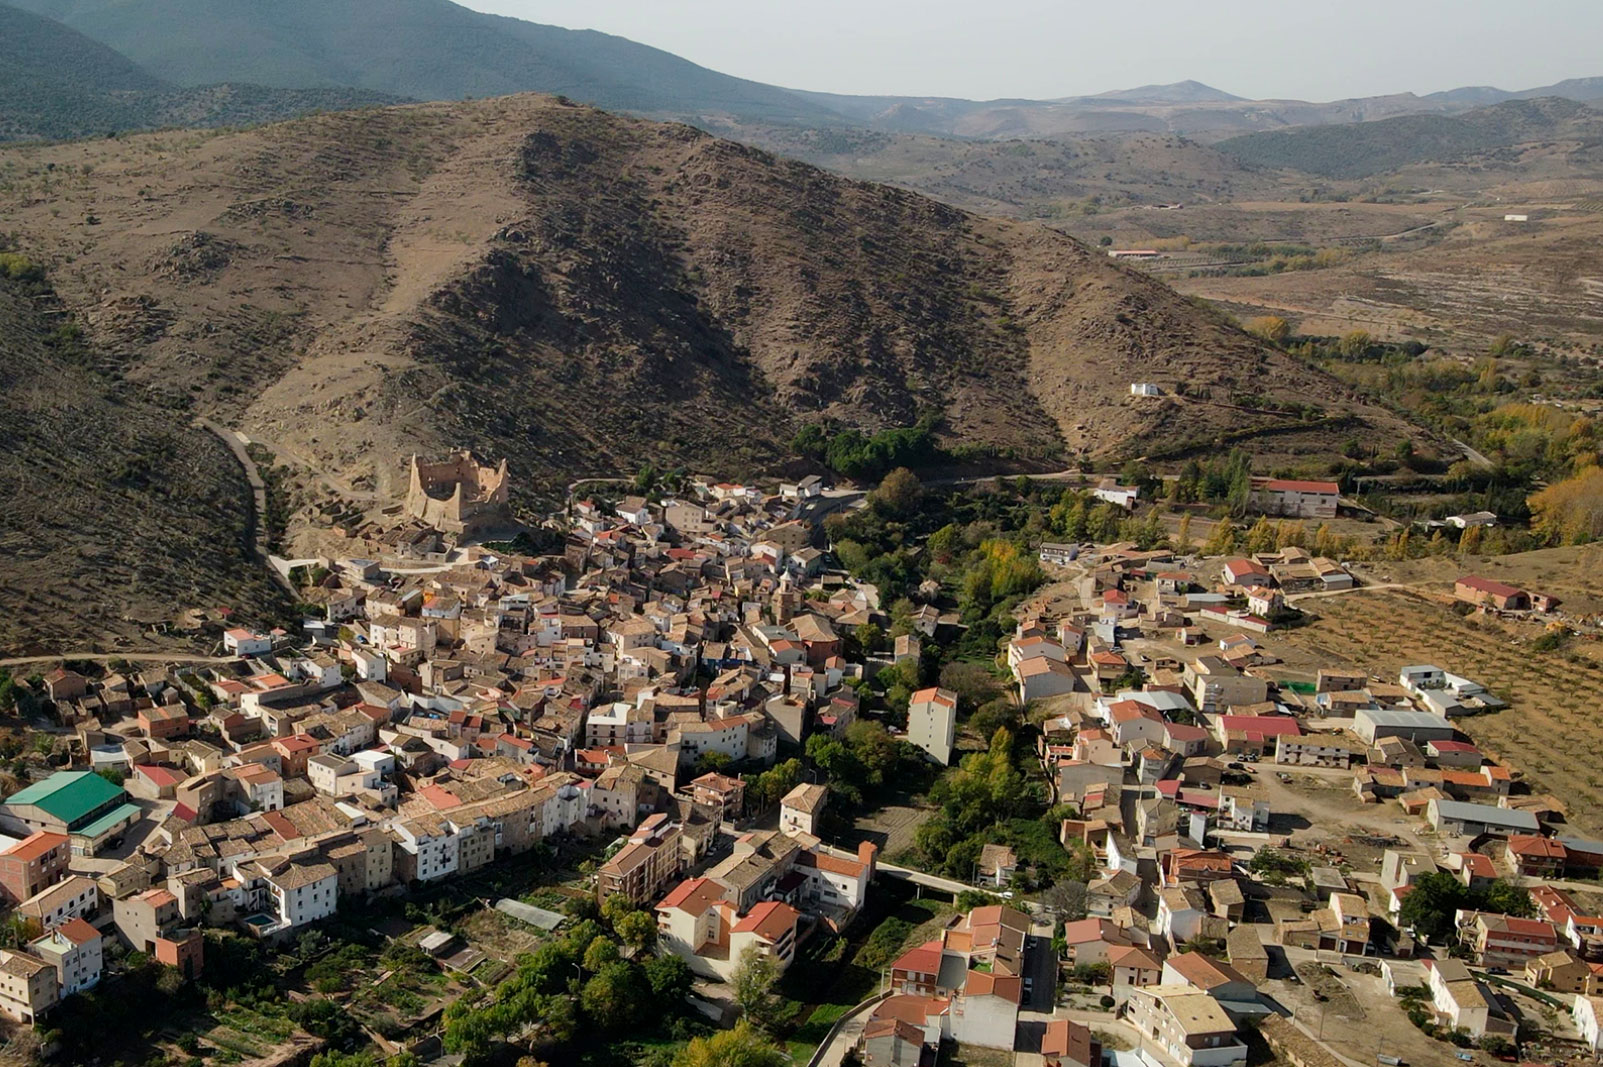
[912, 728, 1057, 883]
[793, 419, 947, 480]
[1398, 872, 1534, 942]
[805, 721, 922, 810]
[443, 901, 693, 1063]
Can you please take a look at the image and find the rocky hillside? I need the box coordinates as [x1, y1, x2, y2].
[0, 96, 1418, 515]
[0, 255, 287, 652]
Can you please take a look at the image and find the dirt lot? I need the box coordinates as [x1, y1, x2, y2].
[846, 798, 936, 864]
[1266, 962, 1483, 1067]
[1274, 586, 1603, 836]
[1257, 766, 1430, 867]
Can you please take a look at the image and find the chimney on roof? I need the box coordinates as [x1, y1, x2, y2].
[859, 840, 879, 876]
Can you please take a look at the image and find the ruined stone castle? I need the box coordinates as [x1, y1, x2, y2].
[405, 451, 510, 538]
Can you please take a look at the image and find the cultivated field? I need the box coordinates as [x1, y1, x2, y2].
[1278, 588, 1603, 835]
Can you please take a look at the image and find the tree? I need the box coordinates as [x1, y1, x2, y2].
[1245, 316, 1290, 344]
[938, 661, 1001, 713]
[1481, 880, 1534, 918]
[1337, 329, 1373, 359]
[693, 750, 734, 776]
[615, 909, 658, 952]
[1202, 520, 1237, 557]
[643, 952, 693, 1002]
[1244, 516, 1275, 554]
[1458, 523, 1483, 555]
[582, 935, 620, 973]
[673, 1021, 787, 1067]
[730, 944, 778, 1029]
[1397, 872, 1470, 941]
[581, 960, 649, 1023]
[1530, 467, 1603, 544]
[1040, 880, 1088, 922]
[310, 1053, 382, 1067]
[854, 622, 887, 655]
[1174, 514, 1193, 554]
[748, 758, 804, 811]
[870, 467, 923, 517]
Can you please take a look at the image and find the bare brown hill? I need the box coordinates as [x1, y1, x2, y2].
[0, 261, 288, 653]
[0, 95, 1417, 520]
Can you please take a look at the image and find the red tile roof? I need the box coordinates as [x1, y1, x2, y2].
[892, 938, 944, 976]
[1263, 479, 1340, 494]
[2, 831, 68, 862]
[733, 900, 799, 942]
[56, 917, 101, 946]
[1219, 715, 1301, 737]
[657, 877, 725, 917]
[135, 765, 186, 788]
[1456, 575, 1525, 599]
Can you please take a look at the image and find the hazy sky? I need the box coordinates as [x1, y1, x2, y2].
[461, 0, 1603, 101]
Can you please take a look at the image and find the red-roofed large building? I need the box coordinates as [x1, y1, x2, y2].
[1214, 715, 1300, 757]
[1253, 478, 1340, 519]
[1464, 911, 1562, 968]
[29, 916, 102, 996]
[1164, 849, 1236, 887]
[654, 876, 799, 981]
[882, 905, 1034, 1049]
[1454, 576, 1530, 611]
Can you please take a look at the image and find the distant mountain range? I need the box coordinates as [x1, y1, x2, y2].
[0, 3, 401, 142]
[2, 0, 847, 130]
[1218, 97, 1603, 179]
[2, 0, 1602, 145]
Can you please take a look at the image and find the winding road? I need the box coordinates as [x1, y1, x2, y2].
[197, 418, 298, 598]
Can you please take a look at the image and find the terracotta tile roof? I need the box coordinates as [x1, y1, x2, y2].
[657, 876, 724, 916]
[733, 900, 799, 942]
[56, 917, 101, 946]
[1262, 479, 1339, 494]
[1456, 575, 1524, 599]
[1508, 835, 1566, 859]
[2, 831, 68, 862]
[892, 938, 944, 975]
[964, 969, 1021, 1003]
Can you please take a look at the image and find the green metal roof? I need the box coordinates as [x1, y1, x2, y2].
[4, 772, 125, 825]
[73, 802, 142, 841]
